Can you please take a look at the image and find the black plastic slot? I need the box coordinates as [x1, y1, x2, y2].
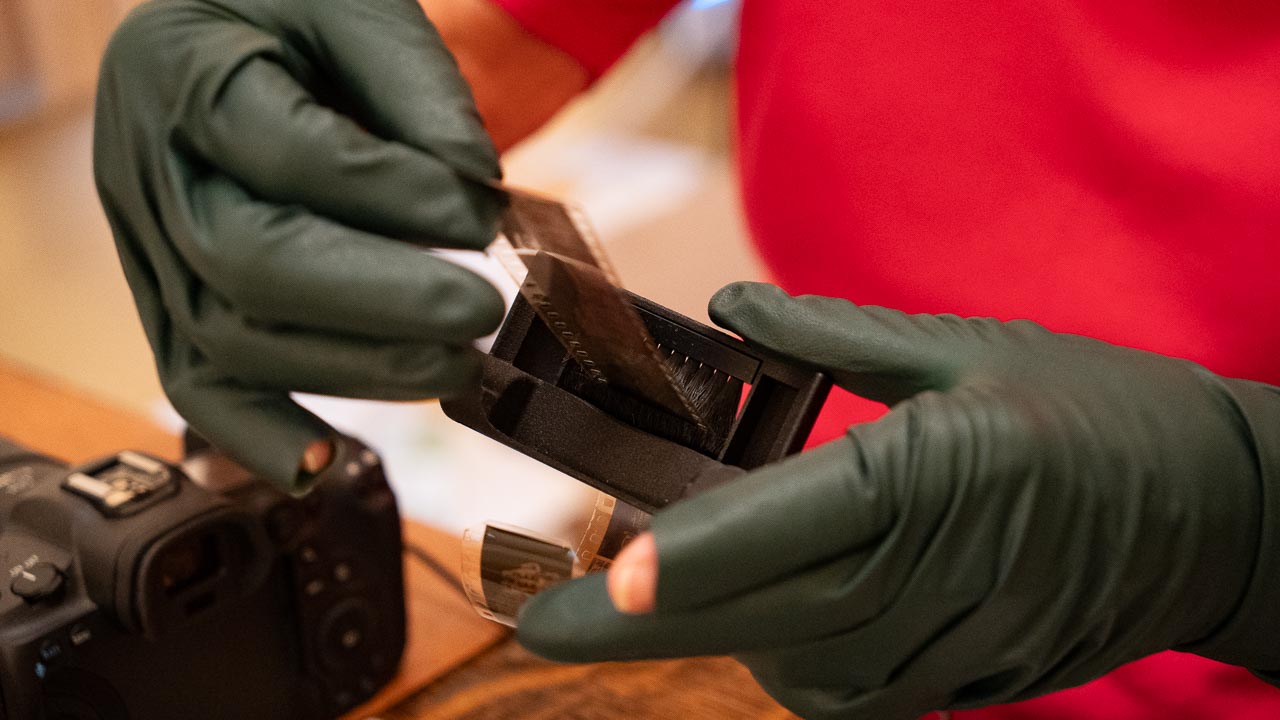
[721, 377, 800, 470]
[508, 310, 570, 384]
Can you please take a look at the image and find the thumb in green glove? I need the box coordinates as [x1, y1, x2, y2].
[94, 0, 505, 491]
[517, 282, 1280, 719]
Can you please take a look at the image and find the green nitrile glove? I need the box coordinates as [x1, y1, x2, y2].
[518, 282, 1280, 719]
[93, 0, 505, 491]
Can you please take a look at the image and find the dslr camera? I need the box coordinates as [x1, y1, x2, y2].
[0, 432, 405, 720]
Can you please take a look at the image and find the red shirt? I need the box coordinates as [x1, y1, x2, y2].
[494, 1, 1280, 717]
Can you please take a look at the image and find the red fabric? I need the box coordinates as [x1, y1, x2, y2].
[493, 0, 1280, 716]
[491, 0, 678, 78]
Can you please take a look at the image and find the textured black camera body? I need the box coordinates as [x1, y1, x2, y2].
[0, 432, 405, 720]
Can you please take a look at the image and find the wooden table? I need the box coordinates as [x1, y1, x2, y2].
[0, 360, 793, 719]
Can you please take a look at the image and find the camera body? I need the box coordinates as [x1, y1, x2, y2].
[0, 432, 405, 720]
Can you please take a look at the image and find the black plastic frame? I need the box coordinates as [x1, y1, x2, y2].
[442, 290, 831, 513]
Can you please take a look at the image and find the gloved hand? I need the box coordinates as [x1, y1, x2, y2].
[94, 0, 504, 491]
[518, 282, 1280, 719]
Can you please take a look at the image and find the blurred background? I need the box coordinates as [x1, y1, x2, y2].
[0, 1, 762, 537]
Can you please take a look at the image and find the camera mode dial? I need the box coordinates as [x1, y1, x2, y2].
[10, 562, 64, 603]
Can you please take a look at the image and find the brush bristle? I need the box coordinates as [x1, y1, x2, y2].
[561, 344, 742, 457]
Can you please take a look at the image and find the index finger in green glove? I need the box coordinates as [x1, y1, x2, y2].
[517, 440, 893, 658]
[708, 282, 983, 404]
[518, 387, 1000, 661]
[182, 292, 487, 398]
[158, 341, 337, 493]
[180, 172, 504, 342]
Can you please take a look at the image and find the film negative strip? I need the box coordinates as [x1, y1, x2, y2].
[489, 183, 621, 285]
[461, 523, 577, 626]
[487, 183, 708, 427]
[519, 251, 706, 423]
[462, 495, 652, 626]
[576, 494, 652, 574]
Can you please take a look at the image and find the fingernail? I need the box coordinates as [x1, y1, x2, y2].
[300, 439, 334, 475]
[607, 533, 658, 614]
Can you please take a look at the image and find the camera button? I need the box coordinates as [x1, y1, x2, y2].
[69, 623, 93, 647]
[39, 638, 66, 664]
[332, 690, 355, 709]
[11, 562, 63, 603]
[333, 562, 352, 583]
[319, 599, 375, 671]
[340, 629, 362, 649]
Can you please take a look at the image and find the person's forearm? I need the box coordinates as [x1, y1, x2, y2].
[420, 0, 588, 151]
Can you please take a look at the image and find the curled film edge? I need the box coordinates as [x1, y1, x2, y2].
[462, 494, 652, 627]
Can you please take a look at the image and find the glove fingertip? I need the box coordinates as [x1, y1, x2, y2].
[454, 201, 503, 253]
[516, 577, 616, 662]
[515, 590, 583, 662]
[420, 261, 507, 340]
[708, 281, 776, 321]
[164, 375, 334, 494]
[517, 574, 674, 663]
[440, 135, 503, 186]
[707, 281, 801, 353]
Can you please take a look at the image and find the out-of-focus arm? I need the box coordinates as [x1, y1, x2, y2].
[421, 0, 588, 151]
[420, 0, 680, 151]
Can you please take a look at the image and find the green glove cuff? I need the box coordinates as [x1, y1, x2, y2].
[1182, 378, 1280, 679]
